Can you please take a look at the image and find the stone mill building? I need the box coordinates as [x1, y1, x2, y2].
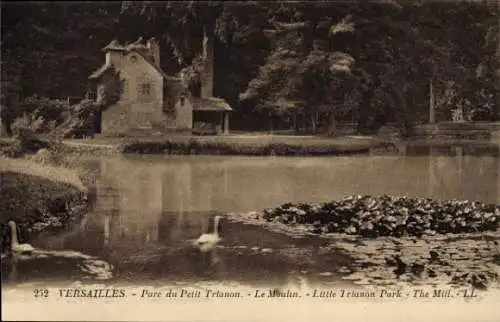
[88, 35, 232, 135]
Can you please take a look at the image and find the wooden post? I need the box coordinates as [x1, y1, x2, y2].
[104, 214, 110, 245]
[223, 112, 229, 134]
[429, 80, 435, 124]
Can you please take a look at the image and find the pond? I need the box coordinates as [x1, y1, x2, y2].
[2, 144, 499, 287]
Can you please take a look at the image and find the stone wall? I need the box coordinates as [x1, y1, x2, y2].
[96, 39, 201, 134]
[413, 123, 492, 140]
[102, 103, 131, 135]
[130, 101, 166, 129]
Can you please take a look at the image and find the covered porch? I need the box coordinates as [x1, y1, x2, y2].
[192, 97, 232, 135]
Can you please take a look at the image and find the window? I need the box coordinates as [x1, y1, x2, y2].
[87, 91, 97, 101]
[123, 80, 129, 99]
[180, 93, 186, 106]
[136, 74, 155, 102]
[140, 83, 152, 96]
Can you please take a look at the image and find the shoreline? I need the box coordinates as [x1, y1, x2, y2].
[48, 136, 500, 157]
[225, 197, 500, 290]
[2, 134, 499, 158]
[67, 135, 392, 156]
[0, 157, 93, 254]
[1, 137, 499, 289]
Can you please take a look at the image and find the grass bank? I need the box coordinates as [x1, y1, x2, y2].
[118, 135, 390, 156]
[0, 156, 92, 254]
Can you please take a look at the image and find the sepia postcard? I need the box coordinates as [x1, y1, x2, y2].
[1, 0, 499, 321]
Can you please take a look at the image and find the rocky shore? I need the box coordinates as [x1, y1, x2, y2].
[259, 195, 500, 237]
[226, 195, 500, 290]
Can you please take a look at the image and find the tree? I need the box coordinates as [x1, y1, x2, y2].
[2, 1, 497, 135]
[239, 3, 364, 134]
[1, 2, 123, 135]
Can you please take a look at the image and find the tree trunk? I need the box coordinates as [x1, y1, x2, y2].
[393, 85, 414, 138]
[302, 113, 307, 133]
[489, 0, 500, 121]
[429, 80, 435, 124]
[0, 106, 14, 137]
[310, 113, 317, 133]
[327, 113, 337, 137]
[357, 88, 374, 134]
[293, 111, 299, 133]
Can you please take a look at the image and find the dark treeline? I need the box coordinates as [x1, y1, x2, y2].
[1, 1, 499, 136]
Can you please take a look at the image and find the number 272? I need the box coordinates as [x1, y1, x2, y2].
[33, 289, 49, 298]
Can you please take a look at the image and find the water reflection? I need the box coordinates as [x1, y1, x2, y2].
[426, 147, 499, 203]
[26, 146, 500, 285]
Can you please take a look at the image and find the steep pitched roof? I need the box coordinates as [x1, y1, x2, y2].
[192, 97, 232, 112]
[103, 40, 126, 52]
[89, 39, 175, 81]
[89, 61, 112, 79]
[130, 49, 170, 79]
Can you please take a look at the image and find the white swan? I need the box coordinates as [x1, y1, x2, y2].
[193, 215, 221, 252]
[6, 220, 114, 280]
[8, 221, 35, 254]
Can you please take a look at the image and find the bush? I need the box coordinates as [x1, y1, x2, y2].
[192, 122, 218, 136]
[99, 67, 124, 108]
[8, 114, 51, 155]
[17, 96, 68, 130]
[120, 137, 376, 156]
[11, 113, 46, 136]
[53, 100, 102, 139]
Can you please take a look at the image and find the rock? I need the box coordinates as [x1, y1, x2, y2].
[338, 266, 352, 274]
[424, 229, 436, 236]
[251, 195, 500, 240]
[427, 268, 437, 278]
[345, 226, 357, 234]
[385, 256, 397, 267]
[410, 263, 426, 277]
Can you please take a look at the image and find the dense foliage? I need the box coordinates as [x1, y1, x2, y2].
[1, 1, 498, 135]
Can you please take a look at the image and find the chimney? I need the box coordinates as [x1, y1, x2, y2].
[147, 37, 160, 67]
[103, 40, 125, 68]
[201, 24, 214, 98]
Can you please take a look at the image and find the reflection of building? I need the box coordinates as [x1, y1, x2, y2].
[96, 159, 165, 250]
[93, 152, 499, 253]
[96, 158, 230, 250]
[159, 162, 218, 242]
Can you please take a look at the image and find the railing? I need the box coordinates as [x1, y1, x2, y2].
[66, 96, 85, 105]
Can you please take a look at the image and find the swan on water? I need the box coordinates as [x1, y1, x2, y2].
[193, 215, 222, 252]
[5, 220, 114, 280]
[8, 221, 35, 254]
